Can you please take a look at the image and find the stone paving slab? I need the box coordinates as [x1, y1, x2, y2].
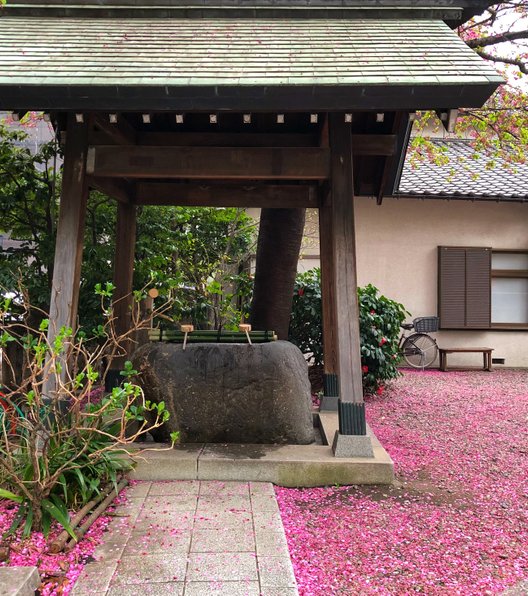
[0, 567, 40, 596]
[71, 480, 299, 595]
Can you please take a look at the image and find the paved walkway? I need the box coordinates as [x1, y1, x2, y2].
[71, 480, 299, 596]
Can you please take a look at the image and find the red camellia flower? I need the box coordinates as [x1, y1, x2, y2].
[377, 385, 384, 395]
[361, 365, 369, 373]
[370, 310, 376, 315]
[380, 337, 387, 346]
[298, 288, 305, 297]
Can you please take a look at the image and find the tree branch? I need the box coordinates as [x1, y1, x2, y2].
[466, 28, 528, 48]
[475, 48, 528, 73]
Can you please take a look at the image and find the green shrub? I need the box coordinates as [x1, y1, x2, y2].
[289, 269, 408, 394]
[289, 269, 323, 366]
[358, 284, 408, 394]
[0, 288, 178, 539]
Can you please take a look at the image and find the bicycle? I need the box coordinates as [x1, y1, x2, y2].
[399, 316, 439, 369]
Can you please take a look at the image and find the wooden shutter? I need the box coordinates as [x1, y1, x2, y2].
[438, 247, 491, 329]
[465, 248, 491, 328]
[439, 247, 466, 328]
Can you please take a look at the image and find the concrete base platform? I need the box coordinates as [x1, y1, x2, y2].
[130, 412, 393, 486]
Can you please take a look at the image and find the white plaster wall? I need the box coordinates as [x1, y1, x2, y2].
[354, 198, 528, 368]
[248, 200, 528, 367]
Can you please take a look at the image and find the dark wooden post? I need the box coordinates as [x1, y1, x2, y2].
[318, 200, 339, 411]
[45, 114, 91, 397]
[113, 202, 137, 340]
[107, 201, 137, 386]
[328, 113, 373, 457]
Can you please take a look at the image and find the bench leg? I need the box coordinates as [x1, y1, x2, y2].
[440, 352, 447, 372]
[485, 351, 493, 372]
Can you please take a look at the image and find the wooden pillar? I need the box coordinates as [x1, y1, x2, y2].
[48, 115, 91, 334]
[113, 202, 137, 337]
[318, 200, 339, 410]
[328, 113, 372, 455]
[110, 201, 137, 376]
[45, 114, 91, 397]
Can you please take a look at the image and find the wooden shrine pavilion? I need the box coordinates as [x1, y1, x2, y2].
[0, 0, 502, 457]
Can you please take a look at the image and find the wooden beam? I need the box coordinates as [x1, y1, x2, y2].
[135, 182, 319, 208]
[351, 134, 397, 156]
[87, 146, 330, 180]
[87, 176, 132, 204]
[137, 132, 318, 148]
[93, 114, 137, 145]
[91, 131, 318, 148]
[112, 202, 137, 363]
[90, 131, 394, 155]
[382, 113, 412, 202]
[328, 113, 365, 428]
[377, 112, 411, 204]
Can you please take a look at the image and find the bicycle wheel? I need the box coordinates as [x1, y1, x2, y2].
[402, 333, 438, 368]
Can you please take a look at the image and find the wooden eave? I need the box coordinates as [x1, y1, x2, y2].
[2, 5, 464, 20]
[0, 16, 503, 112]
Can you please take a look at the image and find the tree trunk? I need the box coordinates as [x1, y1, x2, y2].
[250, 208, 306, 339]
[1, 339, 24, 390]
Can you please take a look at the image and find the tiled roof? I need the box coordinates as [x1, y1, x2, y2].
[0, 17, 502, 111]
[0, 18, 501, 87]
[397, 139, 528, 201]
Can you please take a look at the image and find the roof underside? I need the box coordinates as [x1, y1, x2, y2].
[397, 140, 528, 202]
[0, 17, 503, 111]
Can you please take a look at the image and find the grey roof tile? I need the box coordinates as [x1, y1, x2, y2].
[398, 139, 528, 200]
[0, 17, 503, 87]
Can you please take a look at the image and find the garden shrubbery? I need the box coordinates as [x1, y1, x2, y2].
[0, 288, 178, 539]
[289, 268, 408, 394]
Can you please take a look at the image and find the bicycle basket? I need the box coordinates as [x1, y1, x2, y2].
[413, 316, 439, 333]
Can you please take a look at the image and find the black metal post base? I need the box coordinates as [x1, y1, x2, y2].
[320, 373, 339, 411]
[338, 400, 366, 435]
[323, 373, 339, 397]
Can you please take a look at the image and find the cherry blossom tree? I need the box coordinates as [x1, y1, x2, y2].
[411, 2, 528, 165]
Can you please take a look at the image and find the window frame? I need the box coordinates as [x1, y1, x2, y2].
[438, 246, 528, 332]
[490, 249, 528, 330]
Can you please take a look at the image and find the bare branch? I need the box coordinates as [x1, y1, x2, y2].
[466, 28, 528, 48]
[475, 48, 528, 73]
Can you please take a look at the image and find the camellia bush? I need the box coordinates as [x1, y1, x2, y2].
[289, 268, 323, 366]
[358, 283, 408, 394]
[289, 268, 408, 394]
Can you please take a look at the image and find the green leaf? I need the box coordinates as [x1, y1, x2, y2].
[71, 468, 88, 502]
[120, 361, 138, 378]
[7, 503, 27, 536]
[58, 473, 69, 503]
[42, 498, 76, 541]
[22, 505, 34, 538]
[42, 509, 51, 537]
[0, 488, 24, 503]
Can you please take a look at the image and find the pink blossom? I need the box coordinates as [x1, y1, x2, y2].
[277, 370, 528, 595]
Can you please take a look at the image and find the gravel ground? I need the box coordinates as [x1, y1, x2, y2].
[276, 369, 528, 595]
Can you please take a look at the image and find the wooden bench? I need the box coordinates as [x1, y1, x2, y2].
[439, 347, 493, 372]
